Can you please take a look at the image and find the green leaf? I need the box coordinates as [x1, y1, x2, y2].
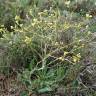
[20, 91, 28, 96]
[18, 0, 29, 7]
[38, 87, 52, 93]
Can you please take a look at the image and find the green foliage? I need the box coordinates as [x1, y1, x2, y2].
[0, 0, 96, 95]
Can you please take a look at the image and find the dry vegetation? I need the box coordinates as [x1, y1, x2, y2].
[0, 0, 96, 96]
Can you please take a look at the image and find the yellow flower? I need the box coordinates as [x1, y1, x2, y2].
[24, 36, 31, 44]
[76, 53, 81, 58]
[88, 31, 91, 35]
[73, 56, 78, 63]
[29, 9, 32, 14]
[64, 51, 69, 56]
[48, 22, 53, 26]
[33, 18, 38, 22]
[11, 26, 14, 29]
[77, 23, 81, 28]
[0, 28, 3, 32]
[86, 14, 92, 18]
[81, 44, 85, 47]
[1, 25, 4, 27]
[44, 9, 48, 13]
[16, 21, 19, 24]
[78, 39, 82, 42]
[64, 22, 70, 29]
[31, 23, 35, 27]
[20, 24, 23, 27]
[86, 25, 89, 28]
[65, 1, 70, 5]
[38, 12, 43, 15]
[59, 57, 64, 61]
[55, 42, 59, 45]
[15, 15, 20, 20]
[73, 53, 81, 63]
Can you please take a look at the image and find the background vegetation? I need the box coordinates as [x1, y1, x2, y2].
[0, 0, 96, 96]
